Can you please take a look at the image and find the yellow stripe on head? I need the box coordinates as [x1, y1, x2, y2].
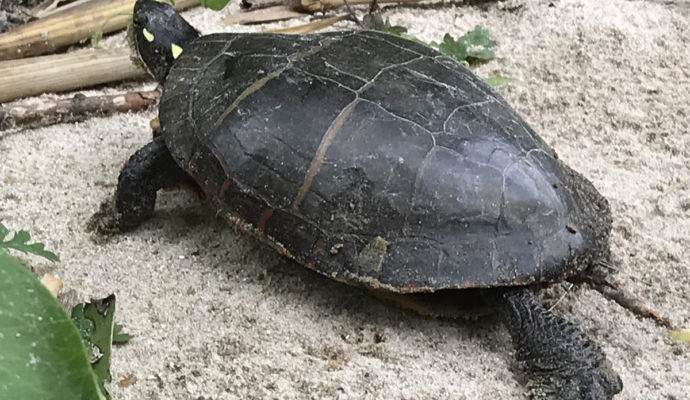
[142, 28, 154, 42]
[171, 43, 183, 59]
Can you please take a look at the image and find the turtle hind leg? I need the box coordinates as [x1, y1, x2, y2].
[88, 138, 187, 234]
[499, 289, 622, 400]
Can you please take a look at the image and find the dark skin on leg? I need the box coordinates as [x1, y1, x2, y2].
[87, 138, 188, 234]
[500, 290, 623, 400]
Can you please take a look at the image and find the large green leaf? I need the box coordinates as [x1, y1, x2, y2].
[0, 250, 104, 400]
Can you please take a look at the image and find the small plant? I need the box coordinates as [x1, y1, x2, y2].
[670, 328, 690, 344]
[200, 0, 230, 10]
[0, 221, 129, 400]
[0, 222, 58, 261]
[380, 22, 515, 86]
[0, 221, 105, 400]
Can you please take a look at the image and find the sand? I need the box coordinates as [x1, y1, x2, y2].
[1, 0, 688, 398]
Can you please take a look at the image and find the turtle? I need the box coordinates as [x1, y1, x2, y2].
[89, 0, 624, 398]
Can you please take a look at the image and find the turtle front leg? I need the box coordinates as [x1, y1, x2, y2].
[500, 290, 622, 400]
[88, 138, 188, 234]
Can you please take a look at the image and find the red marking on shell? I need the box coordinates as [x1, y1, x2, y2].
[333, 275, 346, 282]
[219, 179, 232, 198]
[312, 240, 326, 256]
[257, 209, 274, 233]
[188, 151, 200, 172]
[306, 260, 315, 269]
[514, 276, 532, 285]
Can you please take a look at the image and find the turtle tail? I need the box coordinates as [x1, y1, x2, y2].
[500, 289, 622, 400]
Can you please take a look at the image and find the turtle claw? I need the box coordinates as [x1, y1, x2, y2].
[86, 197, 125, 238]
[526, 357, 622, 400]
[501, 290, 622, 400]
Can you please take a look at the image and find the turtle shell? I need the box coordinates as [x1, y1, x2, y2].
[159, 31, 611, 293]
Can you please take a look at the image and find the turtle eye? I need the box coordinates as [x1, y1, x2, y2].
[171, 43, 183, 59]
[142, 28, 155, 42]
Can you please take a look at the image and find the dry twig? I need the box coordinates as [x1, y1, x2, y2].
[0, 89, 159, 132]
[264, 14, 346, 33]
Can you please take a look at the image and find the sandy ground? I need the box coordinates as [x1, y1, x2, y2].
[1, 0, 688, 399]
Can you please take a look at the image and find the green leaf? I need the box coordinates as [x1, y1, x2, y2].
[200, 0, 230, 10]
[669, 328, 690, 343]
[113, 323, 133, 345]
[77, 296, 117, 399]
[0, 221, 58, 262]
[438, 33, 468, 64]
[71, 304, 95, 351]
[91, 30, 103, 49]
[73, 304, 131, 348]
[0, 249, 105, 400]
[459, 25, 496, 61]
[380, 19, 408, 36]
[484, 75, 517, 87]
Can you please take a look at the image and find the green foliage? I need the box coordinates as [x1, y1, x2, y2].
[380, 23, 498, 69]
[669, 328, 690, 344]
[437, 34, 468, 64]
[484, 75, 517, 87]
[460, 25, 496, 62]
[0, 222, 58, 262]
[380, 19, 408, 37]
[431, 26, 496, 66]
[71, 296, 119, 398]
[113, 323, 134, 344]
[200, 0, 231, 10]
[91, 30, 103, 49]
[0, 238, 104, 400]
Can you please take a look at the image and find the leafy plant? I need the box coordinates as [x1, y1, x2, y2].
[0, 222, 105, 400]
[380, 19, 408, 37]
[71, 296, 122, 398]
[0, 222, 58, 261]
[459, 25, 496, 62]
[381, 23, 496, 66]
[431, 26, 496, 66]
[670, 328, 690, 344]
[484, 75, 517, 87]
[200, 0, 231, 10]
[380, 23, 513, 86]
[91, 30, 103, 49]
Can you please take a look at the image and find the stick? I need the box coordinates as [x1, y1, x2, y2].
[293, 0, 420, 12]
[0, 89, 160, 132]
[592, 282, 673, 329]
[222, 5, 304, 25]
[572, 271, 674, 329]
[0, 47, 147, 103]
[264, 14, 346, 33]
[0, 0, 199, 60]
[237, 0, 421, 13]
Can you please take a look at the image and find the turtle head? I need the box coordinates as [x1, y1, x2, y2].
[130, 0, 200, 84]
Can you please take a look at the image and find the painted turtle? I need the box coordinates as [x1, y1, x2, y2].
[90, 1, 624, 398]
